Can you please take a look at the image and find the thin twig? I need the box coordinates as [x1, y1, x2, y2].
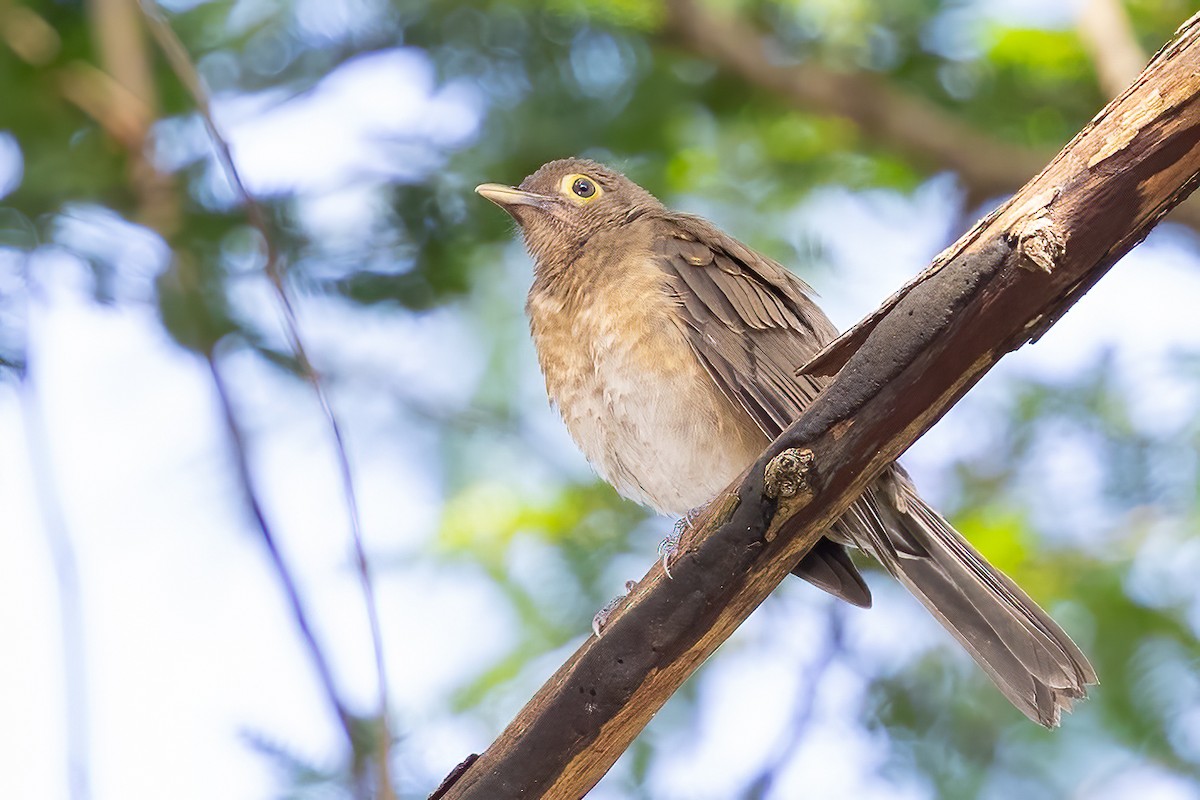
[138, 4, 394, 792]
[206, 350, 365, 782]
[19, 375, 92, 800]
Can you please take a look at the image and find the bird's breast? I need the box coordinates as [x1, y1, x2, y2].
[527, 257, 764, 515]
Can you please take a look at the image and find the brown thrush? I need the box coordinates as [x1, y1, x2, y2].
[476, 157, 1095, 726]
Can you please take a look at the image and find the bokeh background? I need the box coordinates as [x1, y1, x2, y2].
[4, 0, 1200, 798]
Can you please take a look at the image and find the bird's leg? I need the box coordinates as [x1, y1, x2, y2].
[659, 505, 705, 578]
[594, 505, 704, 636]
[594, 504, 710, 635]
[592, 580, 637, 637]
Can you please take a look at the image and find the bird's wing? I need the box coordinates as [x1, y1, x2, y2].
[656, 214, 927, 550]
[652, 213, 836, 436]
[651, 212, 906, 606]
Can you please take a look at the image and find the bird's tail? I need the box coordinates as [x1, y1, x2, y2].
[854, 477, 1097, 727]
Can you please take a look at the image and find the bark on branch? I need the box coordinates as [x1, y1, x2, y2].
[435, 11, 1200, 799]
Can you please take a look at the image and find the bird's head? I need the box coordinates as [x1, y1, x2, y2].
[476, 158, 663, 270]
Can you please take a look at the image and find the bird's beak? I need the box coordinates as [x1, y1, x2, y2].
[475, 183, 551, 211]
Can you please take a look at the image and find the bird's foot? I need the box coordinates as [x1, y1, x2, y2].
[659, 505, 704, 578]
[592, 580, 637, 637]
[658, 531, 680, 578]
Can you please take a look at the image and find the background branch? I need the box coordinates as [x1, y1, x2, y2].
[1078, 0, 1148, 98]
[664, 0, 1200, 231]
[19, 374, 91, 800]
[51, 2, 397, 792]
[204, 347, 368, 789]
[664, 0, 1046, 204]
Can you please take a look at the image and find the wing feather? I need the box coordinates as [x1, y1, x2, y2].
[654, 213, 835, 425]
[653, 213, 876, 604]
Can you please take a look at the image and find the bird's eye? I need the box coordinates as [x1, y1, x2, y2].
[572, 177, 595, 198]
[561, 173, 603, 202]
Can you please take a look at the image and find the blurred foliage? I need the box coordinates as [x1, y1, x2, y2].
[5, 0, 1200, 798]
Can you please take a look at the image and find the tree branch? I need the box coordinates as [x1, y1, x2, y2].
[82, 0, 179, 236]
[58, 3, 395, 791]
[663, 0, 1200, 231]
[205, 349, 365, 773]
[435, 10, 1200, 798]
[19, 375, 92, 800]
[663, 0, 1046, 203]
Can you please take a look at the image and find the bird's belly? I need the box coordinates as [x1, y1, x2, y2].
[536, 307, 765, 515]
[568, 381, 760, 514]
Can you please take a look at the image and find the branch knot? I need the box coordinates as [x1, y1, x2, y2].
[764, 448, 814, 500]
[1010, 188, 1065, 273]
[1016, 215, 1066, 273]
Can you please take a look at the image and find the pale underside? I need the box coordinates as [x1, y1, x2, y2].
[528, 249, 764, 514]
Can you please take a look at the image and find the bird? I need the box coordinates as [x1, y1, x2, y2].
[475, 157, 1096, 727]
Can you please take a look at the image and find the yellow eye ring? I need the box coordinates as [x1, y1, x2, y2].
[562, 173, 602, 202]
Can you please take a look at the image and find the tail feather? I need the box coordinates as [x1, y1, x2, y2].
[793, 465, 1096, 726]
[825, 471, 1096, 728]
[875, 487, 1095, 727]
[791, 538, 873, 608]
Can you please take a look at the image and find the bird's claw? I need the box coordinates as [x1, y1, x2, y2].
[658, 533, 680, 578]
[592, 580, 637, 637]
[659, 506, 703, 578]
